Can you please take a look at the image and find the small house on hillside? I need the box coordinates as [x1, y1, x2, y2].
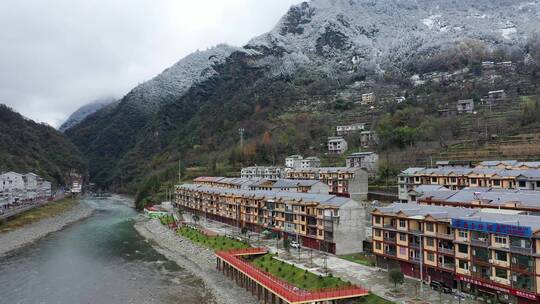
[456, 99, 474, 114]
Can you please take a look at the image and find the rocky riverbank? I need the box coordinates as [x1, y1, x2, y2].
[134, 217, 258, 304]
[0, 200, 94, 256]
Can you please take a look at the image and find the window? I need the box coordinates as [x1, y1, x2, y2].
[426, 237, 435, 247]
[494, 250, 507, 262]
[450, 177, 457, 183]
[431, 177, 437, 183]
[458, 259, 469, 270]
[470, 178, 477, 184]
[399, 233, 407, 241]
[399, 219, 406, 228]
[493, 179, 501, 186]
[399, 177, 405, 182]
[374, 216, 381, 224]
[415, 177, 420, 183]
[519, 181, 526, 188]
[427, 252, 435, 262]
[458, 230, 468, 239]
[495, 268, 508, 279]
[494, 235, 507, 246]
[374, 229, 381, 237]
[375, 242, 382, 250]
[425, 223, 434, 232]
[537, 181, 540, 188]
[458, 244, 468, 254]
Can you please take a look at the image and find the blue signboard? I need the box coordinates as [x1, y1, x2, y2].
[451, 219, 532, 237]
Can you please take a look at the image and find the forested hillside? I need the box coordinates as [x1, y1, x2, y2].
[0, 105, 87, 186]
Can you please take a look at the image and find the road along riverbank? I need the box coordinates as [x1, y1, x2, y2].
[134, 217, 258, 304]
[0, 199, 94, 256]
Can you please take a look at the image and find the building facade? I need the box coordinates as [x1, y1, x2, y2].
[240, 166, 285, 180]
[398, 162, 540, 203]
[327, 137, 348, 154]
[176, 184, 366, 254]
[457, 99, 474, 114]
[372, 203, 540, 303]
[285, 155, 303, 169]
[286, 167, 368, 201]
[346, 152, 379, 177]
[336, 123, 366, 136]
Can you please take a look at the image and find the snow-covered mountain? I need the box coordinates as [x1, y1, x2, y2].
[121, 44, 241, 111]
[246, 0, 540, 75]
[59, 97, 116, 132]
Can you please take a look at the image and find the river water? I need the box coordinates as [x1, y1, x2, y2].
[0, 197, 213, 304]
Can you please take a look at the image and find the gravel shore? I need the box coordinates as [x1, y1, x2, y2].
[0, 200, 94, 257]
[134, 217, 258, 304]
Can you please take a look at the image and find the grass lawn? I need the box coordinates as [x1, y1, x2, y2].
[250, 253, 348, 291]
[339, 253, 375, 267]
[176, 226, 250, 251]
[0, 198, 77, 233]
[355, 293, 395, 304]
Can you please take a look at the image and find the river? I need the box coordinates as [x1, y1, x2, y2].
[0, 196, 213, 304]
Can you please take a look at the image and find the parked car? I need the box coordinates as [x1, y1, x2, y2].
[430, 281, 452, 293]
[290, 241, 300, 249]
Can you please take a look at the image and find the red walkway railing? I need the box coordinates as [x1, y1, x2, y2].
[216, 248, 369, 303]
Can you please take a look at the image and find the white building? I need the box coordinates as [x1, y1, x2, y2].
[285, 155, 303, 169]
[360, 93, 375, 105]
[240, 166, 284, 180]
[336, 123, 366, 136]
[24, 173, 39, 190]
[346, 152, 379, 177]
[327, 137, 348, 154]
[456, 99, 474, 114]
[301, 156, 321, 169]
[0, 172, 25, 191]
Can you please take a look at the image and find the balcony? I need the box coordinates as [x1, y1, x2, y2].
[438, 247, 454, 255]
[409, 228, 423, 235]
[439, 263, 455, 271]
[409, 242, 420, 249]
[437, 233, 454, 240]
[509, 246, 532, 255]
[385, 249, 397, 256]
[383, 223, 397, 230]
[470, 238, 489, 247]
[410, 256, 421, 263]
[385, 237, 396, 244]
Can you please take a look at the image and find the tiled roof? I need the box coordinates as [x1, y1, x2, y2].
[177, 184, 353, 207]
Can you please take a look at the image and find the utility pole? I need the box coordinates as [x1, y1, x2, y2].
[239, 128, 245, 150]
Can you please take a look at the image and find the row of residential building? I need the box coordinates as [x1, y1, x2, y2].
[0, 171, 52, 206]
[398, 160, 540, 203]
[371, 203, 540, 303]
[175, 183, 367, 254]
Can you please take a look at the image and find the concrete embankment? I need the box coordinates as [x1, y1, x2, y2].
[134, 217, 258, 304]
[0, 200, 94, 256]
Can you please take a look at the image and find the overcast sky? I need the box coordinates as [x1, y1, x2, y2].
[0, 0, 301, 128]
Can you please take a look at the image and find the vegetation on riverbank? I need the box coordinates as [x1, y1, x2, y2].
[0, 198, 77, 233]
[176, 226, 249, 251]
[250, 253, 347, 291]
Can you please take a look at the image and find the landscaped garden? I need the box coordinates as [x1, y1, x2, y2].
[176, 226, 250, 251]
[249, 253, 348, 291]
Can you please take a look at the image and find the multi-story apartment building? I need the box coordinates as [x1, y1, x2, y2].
[284, 155, 321, 169]
[372, 203, 540, 303]
[193, 177, 329, 194]
[301, 156, 321, 169]
[398, 162, 540, 203]
[346, 152, 379, 177]
[336, 123, 366, 136]
[327, 137, 348, 154]
[286, 167, 368, 201]
[285, 155, 303, 169]
[175, 184, 366, 254]
[240, 166, 284, 180]
[416, 187, 540, 213]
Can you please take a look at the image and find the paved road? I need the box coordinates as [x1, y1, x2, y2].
[181, 211, 476, 304]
